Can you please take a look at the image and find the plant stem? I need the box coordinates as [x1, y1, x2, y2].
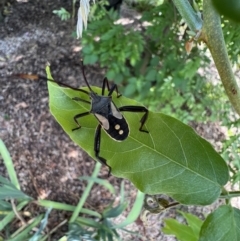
[201, 0, 240, 115]
[220, 191, 240, 199]
[171, 0, 202, 32]
[69, 162, 102, 223]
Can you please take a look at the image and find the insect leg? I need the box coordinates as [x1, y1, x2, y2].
[94, 124, 111, 176]
[72, 97, 91, 104]
[118, 106, 149, 133]
[101, 77, 122, 98]
[72, 112, 90, 131]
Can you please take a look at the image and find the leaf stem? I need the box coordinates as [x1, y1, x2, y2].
[201, 0, 240, 115]
[220, 191, 240, 199]
[171, 0, 202, 32]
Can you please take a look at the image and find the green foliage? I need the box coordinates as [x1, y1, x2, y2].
[3, 0, 240, 240]
[221, 119, 240, 185]
[82, 9, 144, 84]
[199, 205, 240, 241]
[53, 7, 71, 21]
[0, 138, 143, 240]
[81, 0, 240, 126]
[0, 139, 20, 189]
[29, 208, 52, 241]
[47, 81, 229, 205]
[212, 0, 240, 23]
[0, 176, 31, 200]
[161, 199, 228, 241]
[81, 1, 215, 123]
[222, 19, 240, 64]
[163, 210, 203, 241]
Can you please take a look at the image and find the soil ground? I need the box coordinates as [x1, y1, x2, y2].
[0, 1, 226, 240]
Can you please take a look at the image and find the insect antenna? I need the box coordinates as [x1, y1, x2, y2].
[12, 74, 89, 95]
[80, 61, 94, 93]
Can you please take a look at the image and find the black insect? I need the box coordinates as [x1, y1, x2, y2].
[15, 66, 149, 175]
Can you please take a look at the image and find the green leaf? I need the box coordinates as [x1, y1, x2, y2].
[76, 217, 102, 228]
[8, 214, 43, 241]
[106, 69, 116, 80]
[102, 202, 127, 218]
[0, 176, 31, 200]
[145, 69, 157, 81]
[82, 45, 94, 54]
[29, 208, 52, 241]
[38, 199, 101, 218]
[0, 200, 12, 210]
[70, 162, 101, 223]
[199, 205, 240, 241]
[163, 218, 197, 241]
[68, 222, 97, 241]
[48, 83, 229, 205]
[0, 200, 29, 231]
[113, 191, 145, 229]
[83, 55, 98, 65]
[124, 83, 136, 96]
[79, 176, 115, 194]
[178, 210, 203, 237]
[0, 139, 20, 189]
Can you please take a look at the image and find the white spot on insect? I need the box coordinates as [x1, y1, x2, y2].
[95, 114, 109, 130]
[111, 103, 122, 119]
[119, 130, 124, 135]
[115, 124, 120, 130]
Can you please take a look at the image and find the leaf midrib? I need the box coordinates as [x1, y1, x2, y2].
[51, 84, 220, 186]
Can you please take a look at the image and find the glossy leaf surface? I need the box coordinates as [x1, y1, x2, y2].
[48, 82, 229, 205]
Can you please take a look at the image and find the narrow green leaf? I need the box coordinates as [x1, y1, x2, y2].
[68, 223, 97, 241]
[113, 191, 144, 229]
[199, 205, 240, 241]
[76, 217, 102, 229]
[0, 139, 20, 189]
[70, 162, 101, 223]
[120, 181, 125, 205]
[29, 208, 52, 241]
[38, 199, 101, 218]
[0, 176, 31, 200]
[48, 83, 229, 205]
[8, 215, 44, 241]
[0, 200, 12, 210]
[163, 218, 197, 241]
[79, 176, 115, 194]
[102, 202, 127, 218]
[0, 200, 29, 231]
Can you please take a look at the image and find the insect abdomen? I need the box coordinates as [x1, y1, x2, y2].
[106, 115, 129, 141]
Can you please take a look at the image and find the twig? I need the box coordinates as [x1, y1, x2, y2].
[11, 199, 26, 226]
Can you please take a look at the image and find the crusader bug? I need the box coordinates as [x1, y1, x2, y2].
[16, 67, 149, 175]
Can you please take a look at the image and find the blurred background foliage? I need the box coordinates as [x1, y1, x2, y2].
[78, 0, 240, 184]
[80, 0, 240, 125]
